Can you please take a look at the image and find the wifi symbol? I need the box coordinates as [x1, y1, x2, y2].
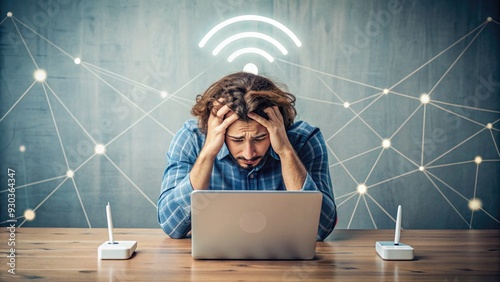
[199, 15, 302, 73]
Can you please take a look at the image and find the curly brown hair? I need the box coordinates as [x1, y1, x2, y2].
[191, 72, 297, 134]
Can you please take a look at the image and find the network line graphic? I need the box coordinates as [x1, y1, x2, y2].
[0, 11, 499, 230]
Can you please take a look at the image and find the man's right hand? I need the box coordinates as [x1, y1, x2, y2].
[190, 104, 238, 190]
[202, 104, 238, 157]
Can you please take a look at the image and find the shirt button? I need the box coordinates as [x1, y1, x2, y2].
[249, 174, 255, 178]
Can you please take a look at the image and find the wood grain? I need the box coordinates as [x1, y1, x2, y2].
[1, 228, 499, 281]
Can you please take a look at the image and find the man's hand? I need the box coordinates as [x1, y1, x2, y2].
[248, 106, 293, 156]
[203, 104, 239, 157]
[249, 106, 306, 191]
[190, 104, 238, 190]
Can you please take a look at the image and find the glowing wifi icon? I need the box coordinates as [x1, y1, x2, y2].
[199, 15, 302, 73]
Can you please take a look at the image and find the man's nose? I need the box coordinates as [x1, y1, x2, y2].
[242, 142, 256, 160]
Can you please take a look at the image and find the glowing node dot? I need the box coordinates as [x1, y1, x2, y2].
[382, 139, 391, 149]
[357, 184, 367, 194]
[19, 145, 26, 152]
[420, 93, 430, 104]
[95, 144, 106, 155]
[66, 170, 74, 178]
[74, 58, 81, 64]
[160, 91, 169, 98]
[7, 12, 13, 17]
[474, 156, 482, 164]
[486, 123, 493, 129]
[487, 17, 493, 22]
[24, 209, 36, 221]
[383, 89, 389, 95]
[243, 63, 259, 75]
[343, 102, 350, 108]
[34, 69, 47, 82]
[419, 166, 425, 172]
[468, 198, 482, 211]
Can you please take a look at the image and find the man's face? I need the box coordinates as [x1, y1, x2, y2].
[225, 118, 271, 170]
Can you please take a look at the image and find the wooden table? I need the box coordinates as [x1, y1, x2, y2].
[1, 228, 499, 281]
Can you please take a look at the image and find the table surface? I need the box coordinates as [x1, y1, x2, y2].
[1, 228, 499, 281]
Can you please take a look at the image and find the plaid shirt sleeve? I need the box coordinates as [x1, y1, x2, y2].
[157, 121, 201, 238]
[293, 124, 337, 240]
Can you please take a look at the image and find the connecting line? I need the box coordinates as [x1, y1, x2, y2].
[389, 104, 423, 140]
[70, 177, 91, 228]
[365, 193, 397, 223]
[325, 143, 360, 185]
[0, 175, 66, 193]
[431, 103, 498, 127]
[389, 21, 488, 90]
[347, 194, 363, 229]
[431, 99, 500, 114]
[82, 62, 161, 93]
[80, 64, 177, 141]
[329, 146, 381, 168]
[103, 154, 157, 208]
[0, 81, 37, 122]
[0, 15, 8, 25]
[428, 26, 487, 98]
[326, 93, 385, 142]
[44, 82, 99, 145]
[422, 171, 471, 228]
[19, 177, 71, 227]
[41, 82, 71, 172]
[421, 104, 427, 167]
[469, 163, 480, 228]
[362, 195, 377, 229]
[366, 169, 419, 190]
[275, 58, 384, 91]
[13, 16, 75, 60]
[11, 17, 39, 69]
[427, 168, 500, 225]
[363, 147, 385, 185]
[425, 128, 486, 167]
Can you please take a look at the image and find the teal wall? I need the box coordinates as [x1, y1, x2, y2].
[1, 0, 499, 233]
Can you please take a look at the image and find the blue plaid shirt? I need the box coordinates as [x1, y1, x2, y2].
[158, 119, 337, 240]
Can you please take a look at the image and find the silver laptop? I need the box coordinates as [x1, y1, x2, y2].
[191, 190, 322, 260]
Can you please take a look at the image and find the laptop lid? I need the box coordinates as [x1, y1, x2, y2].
[191, 190, 322, 260]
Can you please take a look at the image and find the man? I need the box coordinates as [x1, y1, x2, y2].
[158, 72, 337, 240]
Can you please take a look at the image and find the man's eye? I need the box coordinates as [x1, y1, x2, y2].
[232, 139, 243, 143]
[254, 138, 265, 142]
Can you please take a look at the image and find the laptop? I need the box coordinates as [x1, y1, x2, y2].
[191, 190, 322, 260]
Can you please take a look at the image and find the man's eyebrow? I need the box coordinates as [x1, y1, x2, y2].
[227, 133, 268, 139]
[227, 135, 244, 139]
[253, 133, 268, 139]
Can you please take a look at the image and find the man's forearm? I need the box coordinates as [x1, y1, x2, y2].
[189, 148, 216, 190]
[279, 148, 307, 191]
